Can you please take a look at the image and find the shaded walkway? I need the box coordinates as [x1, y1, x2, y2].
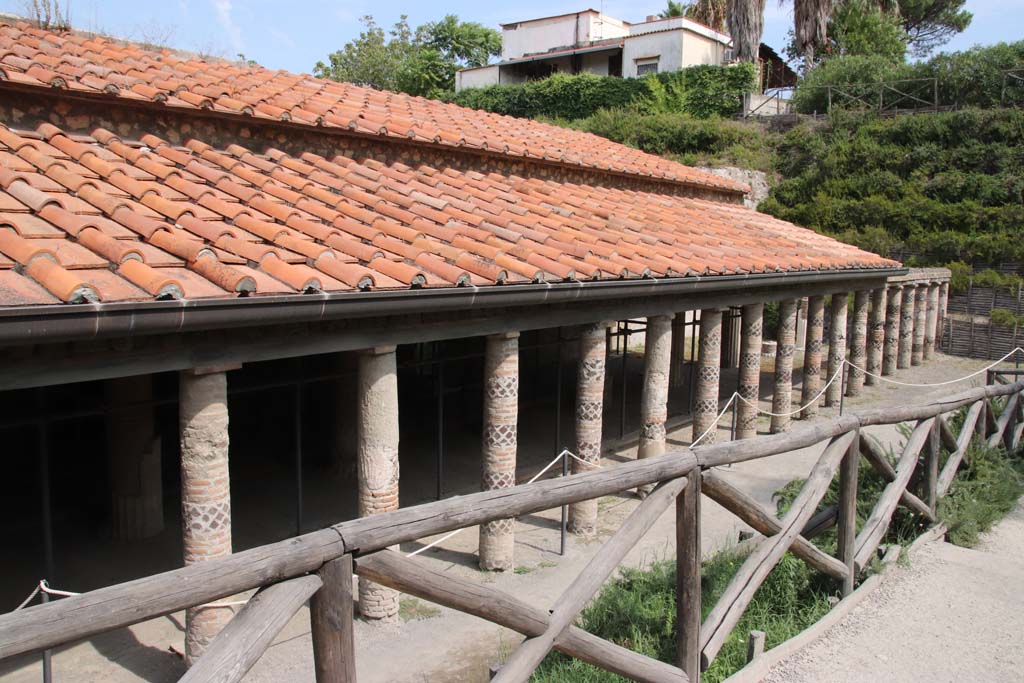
[764, 500, 1024, 683]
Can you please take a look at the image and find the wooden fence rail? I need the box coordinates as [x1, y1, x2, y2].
[1, 378, 1022, 682]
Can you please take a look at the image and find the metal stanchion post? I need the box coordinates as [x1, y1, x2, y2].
[560, 449, 569, 556]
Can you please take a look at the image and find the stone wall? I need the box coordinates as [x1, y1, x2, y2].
[697, 166, 771, 209]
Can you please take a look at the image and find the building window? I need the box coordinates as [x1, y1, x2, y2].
[635, 57, 659, 76]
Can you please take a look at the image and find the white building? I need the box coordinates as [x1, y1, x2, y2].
[456, 9, 737, 91]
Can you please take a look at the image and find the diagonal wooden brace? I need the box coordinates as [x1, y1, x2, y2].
[859, 434, 936, 522]
[700, 471, 850, 581]
[854, 418, 935, 573]
[494, 476, 689, 683]
[355, 550, 686, 683]
[699, 430, 857, 668]
[937, 400, 982, 497]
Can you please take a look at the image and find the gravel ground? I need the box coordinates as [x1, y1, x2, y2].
[763, 500, 1024, 683]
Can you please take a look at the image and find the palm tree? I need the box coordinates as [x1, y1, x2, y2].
[793, 0, 834, 67]
[659, 1, 687, 18]
[726, 0, 766, 62]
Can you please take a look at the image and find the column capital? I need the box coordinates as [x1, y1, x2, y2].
[488, 331, 520, 340]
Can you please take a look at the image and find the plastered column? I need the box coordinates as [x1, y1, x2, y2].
[866, 288, 887, 385]
[180, 369, 232, 665]
[106, 374, 163, 541]
[479, 332, 519, 570]
[569, 323, 608, 534]
[800, 296, 825, 419]
[912, 284, 928, 365]
[846, 290, 870, 396]
[925, 282, 940, 359]
[937, 281, 949, 350]
[357, 346, 400, 618]
[637, 314, 673, 497]
[693, 309, 723, 445]
[825, 293, 848, 407]
[898, 286, 915, 369]
[736, 303, 763, 439]
[770, 300, 797, 433]
[884, 285, 903, 375]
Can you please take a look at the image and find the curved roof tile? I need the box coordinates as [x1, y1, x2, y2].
[0, 21, 749, 194]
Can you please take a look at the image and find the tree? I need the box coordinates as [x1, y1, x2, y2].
[828, 0, 908, 61]
[793, 0, 834, 68]
[659, 1, 687, 18]
[898, 0, 972, 56]
[314, 15, 500, 98]
[726, 0, 766, 63]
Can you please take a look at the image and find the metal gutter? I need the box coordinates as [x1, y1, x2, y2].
[0, 268, 905, 345]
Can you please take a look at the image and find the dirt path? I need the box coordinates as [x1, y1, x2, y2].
[763, 500, 1024, 683]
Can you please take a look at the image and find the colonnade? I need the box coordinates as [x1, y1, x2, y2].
[131, 273, 951, 659]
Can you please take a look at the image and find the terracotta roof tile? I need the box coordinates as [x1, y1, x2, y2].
[0, 21, 750, 195]
[0, 98, 898, 310]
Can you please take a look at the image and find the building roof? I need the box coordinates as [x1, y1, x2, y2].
[0, 20, 899, 310]
[0, 21, 738, 194]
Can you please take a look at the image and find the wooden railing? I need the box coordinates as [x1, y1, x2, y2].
[1, 378, 1022, 683]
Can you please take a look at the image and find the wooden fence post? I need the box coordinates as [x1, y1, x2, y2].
[837, 430, 859, 596]
[924, 420, 940, 516]
[677, 470, 702, 680]
[311, 555, 358, 683]
[746, 631, 766, 664]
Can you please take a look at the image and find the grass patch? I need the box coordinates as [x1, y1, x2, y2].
[940, 440, 1024, 546]
[532, 550, 833, 682]
[398, 597, 441, 621]
[532, 418, 1023, 682]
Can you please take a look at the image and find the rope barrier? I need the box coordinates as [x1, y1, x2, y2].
[690, 347, 1024, 450]
[846, 346, 1023, 388]
[407, 447, 597, 557]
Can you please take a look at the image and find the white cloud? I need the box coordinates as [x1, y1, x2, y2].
[212, 0, 244, 54]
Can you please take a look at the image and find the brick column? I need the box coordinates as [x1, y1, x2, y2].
[846, 290, 870, 397]
[479, 332, 518, 570]
[937, 281, 949, 350]
[180, 368, 232, 665]
[736, 303, 763, 439]
[866, 288, 887, 386]
[825, 293, 848, 407]
[795, 298, 808, 349]
[912, 284, 928, 365]
[106, 375, 163, 541]
[800, 295, 825, 419]
[569, 323, 608, 534]
[883, 285, 902, 375]
[898, 286, 915, 369]
[637, 314, 673, 497]
[693, 309, 723, 445]
[925, 282, 940, 359]
[357, 346, 400, 619]
[770, 300, 797, 433]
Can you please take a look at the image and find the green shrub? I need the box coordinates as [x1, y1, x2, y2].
[531, 549, 833, 683]
[565, 109, 777, 173]
[451, 63, 757, 120]
[791, 42, 1024, 114]
[762, 108, 1024, 267]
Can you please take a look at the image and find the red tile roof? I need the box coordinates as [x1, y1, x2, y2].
[0, 21, 900, 309]
[0, 121, 897, 306]
[0, 21, 744, 194]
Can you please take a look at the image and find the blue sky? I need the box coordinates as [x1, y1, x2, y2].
[1, 0, 1021, 73]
